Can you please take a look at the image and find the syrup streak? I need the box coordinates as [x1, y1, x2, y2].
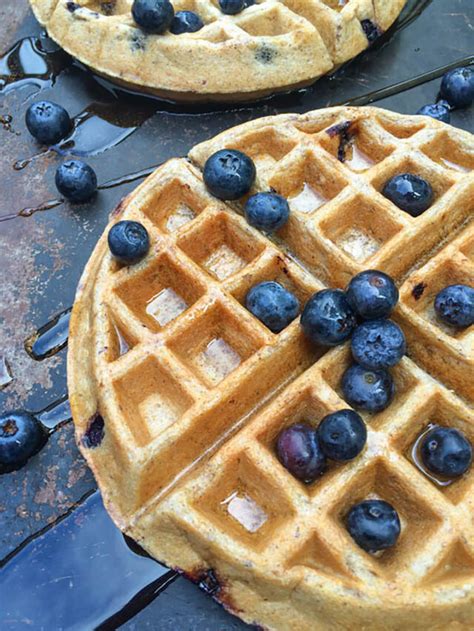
[24, 307, 71, 361]
[340, 55, 474, 107]
[36, 396, 72, 432]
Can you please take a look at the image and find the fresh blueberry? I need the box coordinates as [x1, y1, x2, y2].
[434, 284, 474, 328]
[276, 423, 326, 483]
[108, 220, 150, 264]
[55, 160, 97, 203]
[219, 0, 253, 15]
[416, 102, 451, 124]
[25, 100, 72, 145]
[203, 149, 256, 200]
[439, 67, 474, 109]
[132, 0, 174, 34]
[420, 426, 472, 478]
[0, 411, 47, 474]
[301, 289, 357, 347]
[346, 499, 401, 553]
[341, 364, 395, 413]
[351, 320, 406, 370]
[317, 409, 367, 462]
[170, 10, 204, 34]
[382, 173, 434, 217]
[246, 281, 300, 333]
[245, 192, 289, 232]
[346, 270, 399, 320]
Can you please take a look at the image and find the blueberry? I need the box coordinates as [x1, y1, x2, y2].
[219, 0, 254, 15]
[25, 100, 72, 145]
[132, 0, 174, 34]
[317, 409, 367, 462]
[0, 411, 47, 474]
[245, 281, 300, 333]
[346, 270, 399, 320]
[108, 220, 150, 264]
[276, 423, 326, 483]
[439, 67, 474, 109]
[55, 160, 97, 203]
[382, 173, 434, 217]
[420, 427, 472, 478]
[245, 192, 289, 232]
[203, 149, 256, 200]
[346, 500, 401, 553]
[170, 11, 204, 34]
[301, 289, 357, 346]
[434, 284, 474, 328]
[351, 320, 406, 371]
[416, 102, 451, 124]
[341, 364, 394, 413]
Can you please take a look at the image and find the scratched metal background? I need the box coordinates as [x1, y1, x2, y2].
[0, 0, 473, 628]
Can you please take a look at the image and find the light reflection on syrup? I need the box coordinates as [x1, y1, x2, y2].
[0, 355, 13, 390]
[36, 396, 72, 431]
[345, 143, 375, 172]
[409, 423, 454, 487]
[114, 323, 131, 357]
[439, 157, 471, 173]
[146, 288, 188, 327]
[24, 308, 71, 361]
[289, 182, 326, 214]
[221, 491, 268, 533]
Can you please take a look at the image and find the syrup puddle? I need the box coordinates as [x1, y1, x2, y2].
[409, 423, 454, 487]
[338, 229, 380, 261]
[289, 183, 326, 214]
[222, 492, 268, 533]
[24, 308, 71, 360]
[197, 338, 241, 385]
[146, 288, 188, 327]
[54, 105, 139, 157]
[0, 35, 71, 94]
[0, 491, 177, 630]
[205, 245, 246, 281]
[345, 144, 375, 171]
[166, 203, 196, 232]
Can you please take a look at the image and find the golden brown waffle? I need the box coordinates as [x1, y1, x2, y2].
[68, 107, 474, 630]
[30, 0, 406, 101]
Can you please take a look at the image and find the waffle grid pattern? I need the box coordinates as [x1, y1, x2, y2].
[30, 0, 407, 98]
[70, 108, 474, 628]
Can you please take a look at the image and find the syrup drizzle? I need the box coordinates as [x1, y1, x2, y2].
[24, 308, 71, 361]
[0, 491, 178, 630]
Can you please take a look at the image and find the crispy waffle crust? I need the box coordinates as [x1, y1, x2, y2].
[69, 107, 474, 630]
[29, 0, 406, 101]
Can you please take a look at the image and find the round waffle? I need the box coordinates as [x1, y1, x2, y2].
[29, 0, 407, 101]
[69, 107, 474, 630]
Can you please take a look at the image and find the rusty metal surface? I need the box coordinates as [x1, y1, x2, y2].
[0, 0, 473, 627]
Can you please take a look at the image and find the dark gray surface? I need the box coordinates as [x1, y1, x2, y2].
[0, 0, 473, 628]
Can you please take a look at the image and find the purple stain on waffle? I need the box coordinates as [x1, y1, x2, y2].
[412, 282, 427, 300]
[82, 413, 105, 448]
[197, 569, 221, 597]
[326, 120, 354, 162]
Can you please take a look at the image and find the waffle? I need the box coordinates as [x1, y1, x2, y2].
[29, 0, 407, 101]
[68, 106, 474, 630]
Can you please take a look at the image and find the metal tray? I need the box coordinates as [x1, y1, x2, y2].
[0, 0, 473, 628]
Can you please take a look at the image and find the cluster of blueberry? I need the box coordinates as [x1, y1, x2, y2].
[131, 0, 254, 36]
[25, 100, 98, 203]
[417, 66, 474, 124]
